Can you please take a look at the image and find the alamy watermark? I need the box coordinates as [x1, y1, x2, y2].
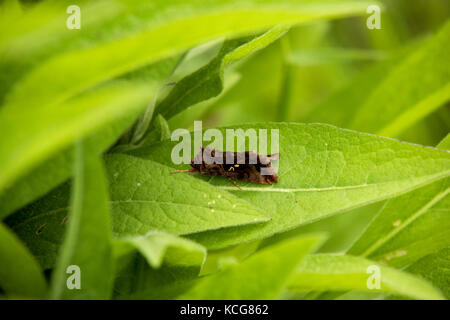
[366, 4, 381, 30]
[66, 265, 81, 290]
[66, 5, 81, 30]
[170, 121, 279, 175]
[366, 265, 381, 290]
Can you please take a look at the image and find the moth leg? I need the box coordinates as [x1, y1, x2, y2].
[171, 168, 197, 174]
[226, 176, 242, 190]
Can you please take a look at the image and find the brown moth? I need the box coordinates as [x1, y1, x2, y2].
[173, 146, 279, 188]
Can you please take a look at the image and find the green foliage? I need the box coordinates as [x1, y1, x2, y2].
[403, 248, 450, 299]
[0, 0, 448, 300]
[50, 140, 114, 299]
[0, 223, 47, 298]
[289, 254, 444, 300]
[131, 123, 449, 249]
[179, 235, 324, 299]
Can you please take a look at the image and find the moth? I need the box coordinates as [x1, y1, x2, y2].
[173, 146, 279, 188]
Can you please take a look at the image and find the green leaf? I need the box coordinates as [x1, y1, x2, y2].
[49, 140, 114, 299]
[288, 254, 444, 300]
[114, 231, 206, 269]
[0, 223, 47, 298]
[138, 114, 172, 147]
[438, 133, 450, 150]
[0, 80, 155, 195]
[348, 178, 449, 268]
[105, 154, 269, 237]
[4, 0, 372, 111]
[403, 248, 450, 299]
[7, 154, 269, 269]
[113, 231, 206, 299]
[350, 20, 450, 137]
[0, 57, 180, 219]
[0, 113, 138, 219]
[304, 51, 404, 127]
[288, 47, 387, 66]
[348, 137, 450, 268]
[155, 25, 288, 120]
[129, 122, 450, 249]
[0, 0, 374, 194]
[178, 235, 324, 299]
[200, 240, 261, 276]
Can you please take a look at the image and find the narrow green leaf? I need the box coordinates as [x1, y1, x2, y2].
[50, 141, 114, 299]
[5, 0, 372, 112]
[0, 57, 180, 219]
[289, 254, 444, 300]
[129, 122, 450, 249]
[350, 20, 450, 136]
[155, 25, 288, 120]
[178, 235, 324, 299]
[0, 223, 47, 298]
[304, 43, 415, 128]
[138, 114, 172, 147]
[0, 113, 138, 219]
[288, 47, 387, 66]
[0, 80, 155, 195]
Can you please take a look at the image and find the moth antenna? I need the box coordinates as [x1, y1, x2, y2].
[171, 169, 196, 174]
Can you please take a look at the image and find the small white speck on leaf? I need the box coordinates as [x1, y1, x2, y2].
[392, 220, 401, 227]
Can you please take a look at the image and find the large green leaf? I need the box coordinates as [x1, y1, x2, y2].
[178, 235, 323, 299]
[288, 254, 444, 300]
[129, 122, 450, 249]
[0, 0, 373, 193]
[50, 140, 114, 299]
[6, 154, 269, 269]
[0, 222, 47, 298]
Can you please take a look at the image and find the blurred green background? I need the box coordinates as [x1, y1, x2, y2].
[169, 0, 449, 148]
